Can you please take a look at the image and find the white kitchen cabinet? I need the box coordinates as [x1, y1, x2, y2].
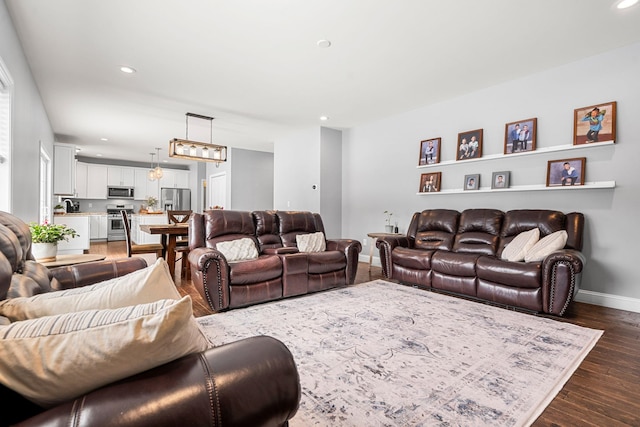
[86, 164, 109, 199]
[134, 168, 159, 201]
[89, 214, 108, 240]
[159, 169, 190, 189]
[53, 143, 76, 196]
[75, 162, 88, 198]
[54, 215, 90, 254]
[108, 166, 135, 187]
[131, 214, 167, 245]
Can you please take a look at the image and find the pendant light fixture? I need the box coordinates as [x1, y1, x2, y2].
[169, 112, 227, 165]
[148, 148, 164, 181]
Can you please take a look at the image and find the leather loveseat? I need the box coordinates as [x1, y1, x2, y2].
[188, 210, 362, 312]
[377, 209, 585, 316]
[0, 211, 301, 426]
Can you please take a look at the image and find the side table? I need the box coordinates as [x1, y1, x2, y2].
[367, 232, 403, 272]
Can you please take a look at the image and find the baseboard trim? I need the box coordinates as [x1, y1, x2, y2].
[575, 290, 640, 314]
[360, 254, 640, 314]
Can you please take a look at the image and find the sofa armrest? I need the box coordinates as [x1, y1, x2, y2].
[15, 336, 301, 427]
[376, 236, 411, 278]
[48, 258, 148, 290]
[326, 239, 362, 284]
[188, 247, 231, 311]
[541, 249, 586, 315]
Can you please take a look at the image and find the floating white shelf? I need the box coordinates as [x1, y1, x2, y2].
[416, 181, 616, 196]
[416, 140, 615, 169]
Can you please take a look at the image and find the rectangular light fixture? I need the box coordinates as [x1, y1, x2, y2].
[169, 138, 227, 163]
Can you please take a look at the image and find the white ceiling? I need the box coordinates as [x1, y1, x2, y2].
[6, 0, 640, 166]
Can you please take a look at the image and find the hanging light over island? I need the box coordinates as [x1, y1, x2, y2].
[169, 113, 227, 164]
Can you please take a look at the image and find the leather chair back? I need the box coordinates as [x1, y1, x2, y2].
[276, 211, 325, 248]
[252, 210, 283, 251]
[453, 209, 504, 255]
[409, 209, 459, 251]
[192, 210, 258, 249]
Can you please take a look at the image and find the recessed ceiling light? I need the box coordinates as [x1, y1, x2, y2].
[317, 39, 331, 48]
[96, 153, 103, 157]
[616, 0, 638, 8]
[75, 147, 81, 152]
[120, 66, 136, 74]
[100, 137, 108, 141]
[320, 116, 329, 121]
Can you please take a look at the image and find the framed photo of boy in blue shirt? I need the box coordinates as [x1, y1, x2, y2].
[573, 101, 616, 145]
[546, 157, 586, 187]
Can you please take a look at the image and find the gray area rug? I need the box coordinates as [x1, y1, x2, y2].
[198, 280, 602, 426]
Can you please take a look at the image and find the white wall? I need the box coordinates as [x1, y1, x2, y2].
[320, 127, 342, 238]
[0, 2, 54, 221]
[343, 42, 640, 311]
[230, 148, 273, 211]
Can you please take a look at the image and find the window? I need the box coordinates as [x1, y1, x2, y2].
[0, 56, 12, 212]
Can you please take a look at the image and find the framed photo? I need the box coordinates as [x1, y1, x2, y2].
[419, 172, 441, 193]
[491, 171, 510, 189]
[546, 157, 586, 187]
[504, 118, 537, 154]
[456, 129, 483, 161]
[573, 101, 616, 145]
[464, 174, 480, 191]
[419, 137, 441, 165]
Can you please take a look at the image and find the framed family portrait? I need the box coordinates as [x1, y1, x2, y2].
[546, 157, 586, 187]
[491, 171, 510, 189]
[418, 137, 441, 165]
[419, 172, 441, 193]
[464, 174, 480, 191]
[456, 129, 483, 161]
[504, 118, 537, 154]
[573, 101, 616, 145]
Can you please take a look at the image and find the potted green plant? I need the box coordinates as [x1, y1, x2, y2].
[53, 204, 66, 214]
[146, 196, 158, 212]
[29, 220, 78, 261]
[384, 210, 394, 233]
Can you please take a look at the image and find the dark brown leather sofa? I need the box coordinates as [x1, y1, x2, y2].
[377, 209, 586, 316]
[0, 211, 300, 426]
[189, 210, 362, 311]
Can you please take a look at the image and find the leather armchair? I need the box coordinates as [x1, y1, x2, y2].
[0, 211, 301, 426]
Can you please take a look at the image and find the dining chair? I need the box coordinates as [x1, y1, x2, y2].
[121, 210, 164, 259]
[167, 210, 192, 278]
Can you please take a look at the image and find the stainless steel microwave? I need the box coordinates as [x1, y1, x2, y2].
[107, 186, 135, 199]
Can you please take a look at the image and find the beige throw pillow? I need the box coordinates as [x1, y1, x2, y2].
[524, 230, 568, 262]
[0, 258, 180, 322]
[0, 296, 209, 407]
[501, 228, 540, 262]
[296, 232, 326, 253]
[216, 238, 259, 262]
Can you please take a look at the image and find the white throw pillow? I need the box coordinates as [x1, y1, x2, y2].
[296, 232, 326, 253]
[0, 296, 209, 407]
[0, 258, 180, 322]
[501, 228, 540, 262]
[524, 230, 568, 262]
[216, 238, 259, 262]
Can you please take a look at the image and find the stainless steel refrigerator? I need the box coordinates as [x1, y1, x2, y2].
[161, 188, 191, 211]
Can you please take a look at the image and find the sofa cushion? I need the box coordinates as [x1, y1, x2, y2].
[476, 256, 541, 288]
[296, 232, 326, 253]
[431, 251, 481, 277]
[392, 247, 434, 270]
[501, 228, 540, 262]
[229, 255, 282, 285]
[524, 230, 568, 262]
[0, 296, 209, 407]
[412, 209, 459, 251]
[0, 258, 180, 321]
[216, 238, 259, 262]
[307, 251, 346, 274]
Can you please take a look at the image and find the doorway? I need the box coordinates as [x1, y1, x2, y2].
[209, 172, 227, 209]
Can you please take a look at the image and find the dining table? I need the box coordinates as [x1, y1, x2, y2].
[139, 223, 189, 277]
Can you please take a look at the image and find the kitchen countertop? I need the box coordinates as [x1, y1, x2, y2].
[54, 212, 107, 216]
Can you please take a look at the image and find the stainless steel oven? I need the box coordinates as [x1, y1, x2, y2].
[106, 204, 133, 241]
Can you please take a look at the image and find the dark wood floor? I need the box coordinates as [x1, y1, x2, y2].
[92, 241, 640, 426]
